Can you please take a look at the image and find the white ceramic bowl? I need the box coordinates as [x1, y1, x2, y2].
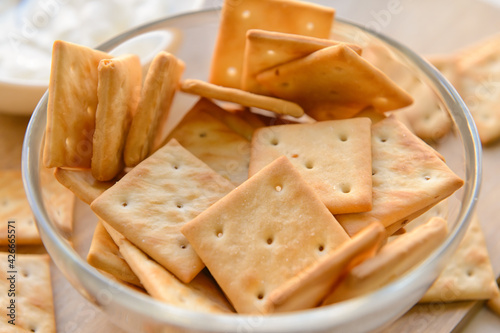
[22, 9, 481, 333]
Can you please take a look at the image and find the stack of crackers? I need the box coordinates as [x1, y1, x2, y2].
[34, 0, 499, 324]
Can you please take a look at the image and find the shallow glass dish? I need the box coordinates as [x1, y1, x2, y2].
[22, 8, 481, 333]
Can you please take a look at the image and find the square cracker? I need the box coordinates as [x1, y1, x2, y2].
[242, 29, 361, 95]
[180, 79, 304, 118]
[87, 221, 142, 287]
[456, 33, 500, 144]
[124, 51, 185, 167]
[209, 0, 335, 89]
[249, 118, 373, 214]
[164, 98, 251, 186]
[0, 253, 55, 332]
[256, 44, 413, 120]
[323, 216, 448, 305]
[419, 214, 499, 303]
[336, 116, 464, 236]
[91, 139, 235, 283]
[266, 222, 385, 313]
[54, 168, 118, 205]
[43, 40, 112, 168]
[113, 232, 233, 314]
[0, 170, 40, 245]
[181, 156, 350, 314]
[92, 54, 142, 181]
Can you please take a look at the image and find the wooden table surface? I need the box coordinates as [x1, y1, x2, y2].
[1, 0, 500, 332]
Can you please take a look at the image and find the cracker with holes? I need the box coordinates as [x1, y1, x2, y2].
[323, 216, 448, 305]
[256, 44, 413, 120]
[181, 156, 350, 314]
[180, 79, 304, 118]
[124, 51, 185, 167]
[242, 29, 362, 95]
[87, 221, 142, 287]
[43, 40, 112, 168]
[91, 139, 235, 283]
[113, 232, 234, 313]
[336, 116, 464, 236]
[249, 118, 373, 214]
[456, 33, 500, 144]
[92, 54, 142, 181]
[419, 214, 499, 303]
[209, 0, 335, 89]
[54, 168, 118, 205]
[0, 170, 40, 245]
[266, 222, 386, 313]
[164, 98, 251, 186]
[0, 253, 55, 332]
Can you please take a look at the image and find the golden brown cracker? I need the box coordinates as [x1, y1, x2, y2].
[92, 54, 142, 181]
[43, 40, 112, 168]
[91, 139, 235, 283]
[181, 156, 350, 314]
[249, 118, 373, 214]
[209, 0, 335, 88]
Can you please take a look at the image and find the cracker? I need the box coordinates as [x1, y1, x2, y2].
[53, 168, 117, 205]
[323, 216, 448, 305]
[0, 253, 55, 332]
[91, 139, 235, 283]
[181, 156, 350, 314]
[115, 235, 233, 313]
[209, 0, 335, 88]
[456, 33, 500, 144]
[336, 116, 464, 236]
[92, 54, 142, 181]
[163, 98, 251, 185]
[43, 40, 112, 168]
[256, 44, 413, 120]
[0, 170, 40, 245]
[242, 29, 361, 95]
[124, 51, 185, 167]
[249, 118, 373, 214]
[87, 221, 142, 287]
[180, 79, 304, 118]
[419, 214, 499, 303]
[266, 222, 385, 313]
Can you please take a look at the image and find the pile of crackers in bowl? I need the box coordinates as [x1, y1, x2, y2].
[37, 0, 499, 321]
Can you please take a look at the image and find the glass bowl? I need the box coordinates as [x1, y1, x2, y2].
[22, 8, 481, 333]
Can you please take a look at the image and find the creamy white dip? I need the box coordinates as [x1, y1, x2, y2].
[0, 0, 203, 82]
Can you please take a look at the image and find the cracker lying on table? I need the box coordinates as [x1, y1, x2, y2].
[87, 221, 142, 287]
[0, 253, 55, 332]
[323, 217, 448, 305]
[419, 214, 499, 303]
[92, 54, 142, 181]
[115, 233, 233, 314]
[456, 33, 500, 144]
[256, 44, 413, 120]
[91, 139, 235, 283]
[242, 29, 361, 95]
[209, 0, 335, 88]
[0, 170, 40, 245]
[336, 116, 464, 236]
[266, 222, 386, 313]
[181, 156, 350, 314]
[249, 118, 373, 214]
[124, 51, 185, 167]
[43, 40, 112, 168]
[163, 98, 251, 186]
[488, 288, 500, 317]
[54, 168, 117, 205]
[180, 79, 304, 118]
